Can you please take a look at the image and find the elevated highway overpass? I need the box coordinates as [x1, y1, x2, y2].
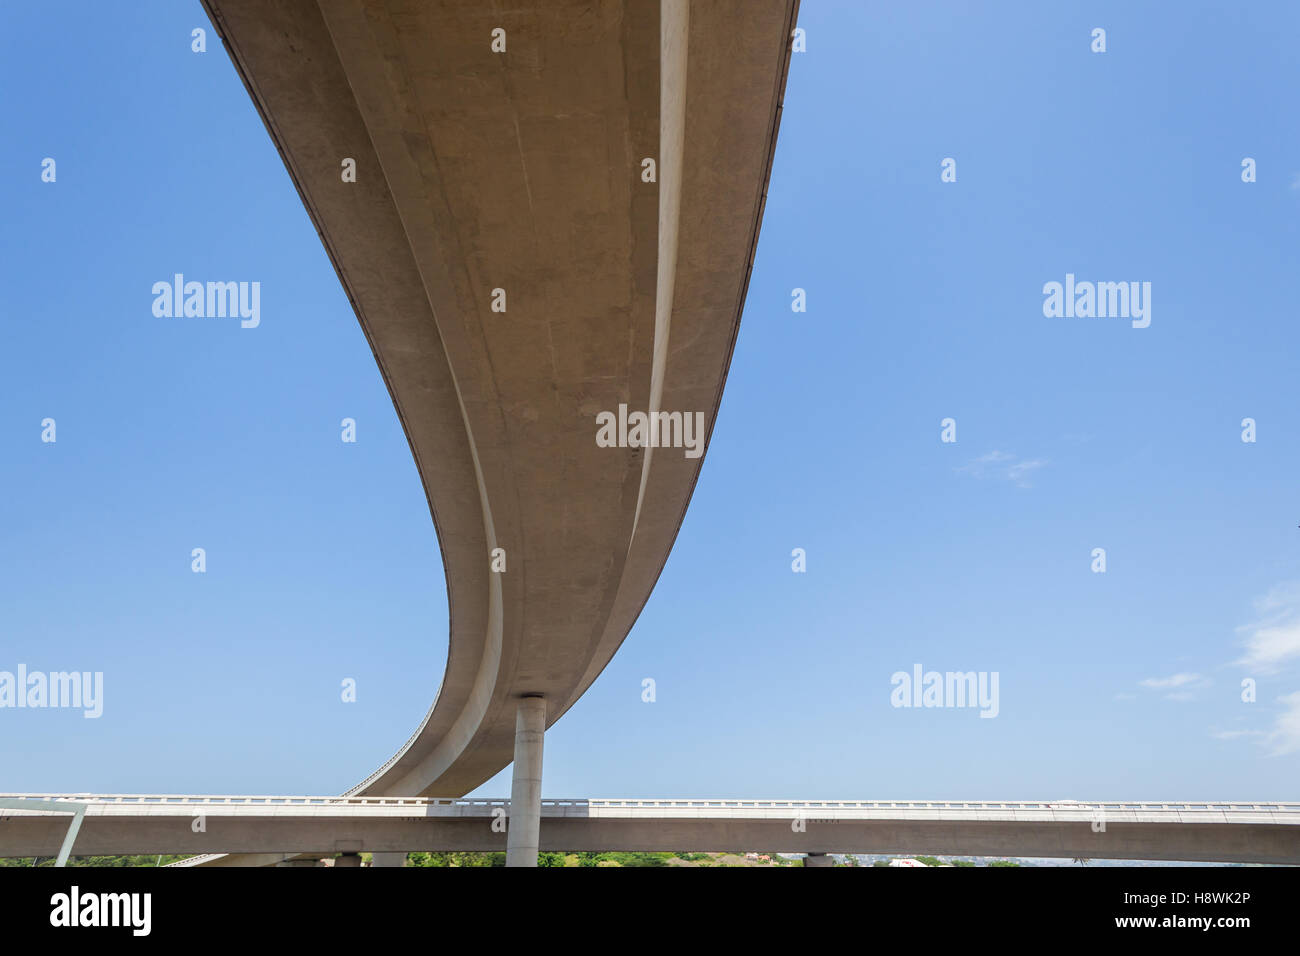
[9, 3, 1284, 876]
[4, 796, 1297, 866]
[191, 0, 797, 865]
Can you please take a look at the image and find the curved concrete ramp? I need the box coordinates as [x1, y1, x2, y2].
[201, 0, 797, 801]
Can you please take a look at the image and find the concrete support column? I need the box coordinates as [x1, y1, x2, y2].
[335, 852, 362, 867]
[369, 852, 407, 868]
[803, 853, 834, 867]
[505, 695, 546, 867]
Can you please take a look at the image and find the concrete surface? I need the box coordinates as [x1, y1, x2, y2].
[505, 697, 546, 867]
[191, 0, 797, 833]
[4, 796, 1296, 865]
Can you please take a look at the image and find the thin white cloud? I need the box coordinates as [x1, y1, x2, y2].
[1210, 693, 1300, 756]
[957, 450, 1047, 488]
[1007, 459, 1047, 484]
[1235, 583, 1300, 674]
[1238, 624, 1300, 672]
[1139, 673, 1205, 689]
[1264, 691, 1300, 757]
[1136, 672, 1211, 701]
[958, 450, 1012, 475]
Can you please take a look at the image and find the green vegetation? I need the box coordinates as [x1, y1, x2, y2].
[0, 855, 186, 867]
[1, 851, 1027, 868]
[406, 851, 506, 867]
[407, 850, 788, 867]
[869, 857, 1023, 867]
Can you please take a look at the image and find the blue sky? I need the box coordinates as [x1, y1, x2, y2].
[2, 0, 1298, 801]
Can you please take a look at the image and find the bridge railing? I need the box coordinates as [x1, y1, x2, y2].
[2, 794, 1299, 813]
[584, 799, 1300, 812]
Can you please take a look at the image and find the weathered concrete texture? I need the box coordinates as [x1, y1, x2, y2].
[197, 0, 798, 815]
